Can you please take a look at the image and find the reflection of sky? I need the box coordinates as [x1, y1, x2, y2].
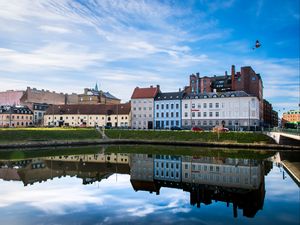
[0, 166, 299, 225]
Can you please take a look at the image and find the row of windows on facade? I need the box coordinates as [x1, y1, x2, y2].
[184, 173, 255, 185]
[133, 107, 152, 111]
[156, 103, 180, 110]
[155, 162, 180, 169]
[48, 116, 128, 120]
[48, 121, 129, 126]
[156, 112, 180, 118]
[132, 100, 153, 104]
[1, 121, 32, 126]
[183, 120, 252, 126]
[155, 120, 180, 127]
[0, 115, 32, 120]
[133, 114, 152, 118]
[155, 170, 180, 179]
[185, 102, 221, 109]
[185, 111, 220, 118]
[184, 164, 256, 174]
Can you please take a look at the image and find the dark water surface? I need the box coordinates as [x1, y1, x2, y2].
[0, 145, 299, 225]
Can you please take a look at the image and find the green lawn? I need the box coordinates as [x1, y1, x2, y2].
[0, 128, 101, 143]
[105, 129, 274, 144]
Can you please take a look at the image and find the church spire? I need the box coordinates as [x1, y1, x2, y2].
[94, 83, 99, 92]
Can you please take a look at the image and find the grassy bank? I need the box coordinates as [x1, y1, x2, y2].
[0, 128, 101, 143]
[105, 129, 274, 144]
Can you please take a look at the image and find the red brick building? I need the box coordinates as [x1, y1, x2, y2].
[0, 90, 25, 106]
[187, 65, 264, 123]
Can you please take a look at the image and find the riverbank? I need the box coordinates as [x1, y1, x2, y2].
[0, 139, 299, 151]
[0, 128, 299, 151]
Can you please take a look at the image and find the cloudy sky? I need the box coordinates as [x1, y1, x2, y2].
[0, 0, 299, 114]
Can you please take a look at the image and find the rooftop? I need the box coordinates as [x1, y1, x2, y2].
[131, 86, 160, 99]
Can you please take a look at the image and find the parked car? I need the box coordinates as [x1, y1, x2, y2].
[191, 126, 204, 132]
[170, 126, 182, 131]
[219, 127, 229, 132]
[104, 125, 112, 129]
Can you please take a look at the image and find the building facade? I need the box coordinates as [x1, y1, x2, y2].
[0, 105, 33, 127]
[282, 110, 300, 127]
[154, 91, 184, 129]
[181, 91, 260, 130]
[131, 85, 160, 129]
[43, 103, 131, 127]
[0, 90, 25, 106]
[33, 103, 49, 125]
[187, 65, 264, 122]
[154, 155, 182, 182]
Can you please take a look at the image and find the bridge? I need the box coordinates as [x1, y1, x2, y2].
[265, 129, 300, 146]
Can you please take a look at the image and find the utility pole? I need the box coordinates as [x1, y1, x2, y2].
[248, 100, 250, 131]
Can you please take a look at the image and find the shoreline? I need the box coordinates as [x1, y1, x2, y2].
[0, 139, 299, 151]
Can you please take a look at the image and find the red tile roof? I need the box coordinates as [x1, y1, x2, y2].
[45, 102, 131, 115]
[131, 86, 159, 99]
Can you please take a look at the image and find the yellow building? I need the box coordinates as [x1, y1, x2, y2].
[282, 110, 300, 124]
[0, 105, 33, 127]
[43, 103, 131, 128]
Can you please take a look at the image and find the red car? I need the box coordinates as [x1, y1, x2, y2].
[219, 127, 229, 132]
[191, 126, 204, 132]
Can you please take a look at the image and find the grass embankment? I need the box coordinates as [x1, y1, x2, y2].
[0, 128, 101, 143]
[105, 129, 274, 144]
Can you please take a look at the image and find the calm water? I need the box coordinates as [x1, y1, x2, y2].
[0, 146, 299, 225]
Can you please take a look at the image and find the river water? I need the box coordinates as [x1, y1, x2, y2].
[0, 145, 299, 225]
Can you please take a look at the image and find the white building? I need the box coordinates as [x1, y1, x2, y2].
[131, 85, 160, 129]
[182, 91, 260, 130]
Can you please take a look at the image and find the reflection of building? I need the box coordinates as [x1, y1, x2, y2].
[0, 105, 33, 127]
[131, 85, 160, 129]
[130, 153, 267, 218]
[43, 103, 131, 127]
[0, 153, 130, 186]
[154, 155, 181, 182]
[181, 91, 260, 130]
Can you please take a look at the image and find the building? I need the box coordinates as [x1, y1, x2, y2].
[20, 87, 66, 109]
[76, 84, 121, 105]
[0, 90, 25, 106]
[271, 110, 278, 128]
[154, 91, 185, 129]
[263, 99, 272, 128]
[0, 105, 33, 127]
[282, 110, 300, 127]
[181, 91, 260, 130]
[131, 85, 160, 129]
[43, 103, 131, 127]
[187, 65, 264, 122]
[32, 103, 49, 125]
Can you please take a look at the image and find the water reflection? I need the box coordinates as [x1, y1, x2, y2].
[0, 149, 280, 219]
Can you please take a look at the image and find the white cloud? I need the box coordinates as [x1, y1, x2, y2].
[39, 25, 71, 33]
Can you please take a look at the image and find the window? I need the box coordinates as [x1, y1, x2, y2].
[216, 103, 219, 108]
[184, 112, 188, 117]
[209, 112, 213, 117]
[252, 77, 256, 81]
[161, 112, 164, 117]
[156, 105, 159, 110]
[209, 103, 213, 108]
[171, 104, 174, 109]
[216, 112, 219, 117]
[171, 112, 174, 117]
[192, 103, 195, 109]
[203, 103, 207, 108]
[156, 113, 159, 118]
[203, 112, 207, 117]
[198, 112, 201, 117]
[166, 112, 169, 117]
[176, 104, 179, 109]
[197, 104, 201, 108]
[176, 112, 179, 117]
[161, 104, 164, 110]
[166, 104, 169, 110]
[192, 112, 195, 117]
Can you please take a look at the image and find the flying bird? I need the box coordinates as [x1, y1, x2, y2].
[252, 40, 261, 50]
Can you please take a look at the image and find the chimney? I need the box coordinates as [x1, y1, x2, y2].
[225, 71, 228, 76]
[231, 65, 235, 91]
[156, 85, 160, 90]
[150, 85, 153, 88]
[196, 72, 200, 78]
[179, 88, 181, 92]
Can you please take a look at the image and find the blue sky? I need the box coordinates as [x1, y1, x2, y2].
[0, 0, 299, 116]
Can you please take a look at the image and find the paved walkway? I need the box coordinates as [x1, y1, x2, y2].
[281, 160, 300, 187]
[96, 127, 109, 140]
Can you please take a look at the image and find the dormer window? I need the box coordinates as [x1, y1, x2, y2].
[230, 94, 235, 97]
[204, 95, 208, 98]
[213, 95, 217, 98]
